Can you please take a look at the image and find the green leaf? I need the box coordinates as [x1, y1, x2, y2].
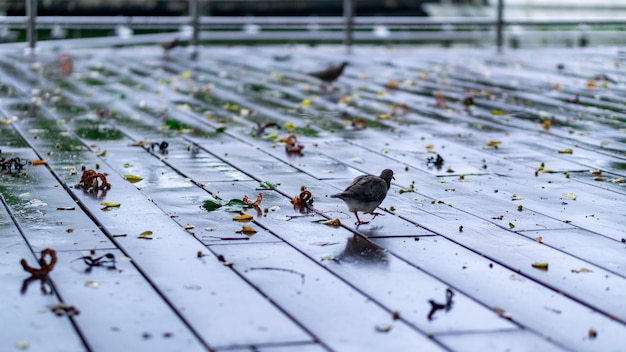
[508, 222, 515, 229]
[259, 181, 277, 190]
[202, 198, 249, 212]
[222, 199, 248, 212]
[206, 126, 227, 137]
[202, 199, 224, 211]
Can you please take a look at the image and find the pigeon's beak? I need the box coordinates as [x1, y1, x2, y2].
[392, 176, 396, 180]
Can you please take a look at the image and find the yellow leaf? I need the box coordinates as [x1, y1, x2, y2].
[321, 218, 341, 227]
[558, 148, 573, 154]
[233, 214, 253, 222]
[486, 140, 501, 147]
[124, 174, 143, 183]
[339, 96, 351, 104]
[562, 193, 577, 201]
[181, 71, 191, 79]
[32, 159, 46, 165]
[85, 280, 100, 289]
[236, 226, 257, 235]
[100, 202, 121, 208]
[491, 110, 506, 115]
[531, 262, 549, 270]
[284, 122, 295, 131]
[137, 230, 153, 239]
[301, 99, 311, 106]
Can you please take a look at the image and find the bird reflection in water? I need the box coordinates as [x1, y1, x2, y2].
[336, 235, 388, 265]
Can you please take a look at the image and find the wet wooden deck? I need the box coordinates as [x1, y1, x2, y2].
[0, 43, 625, 352]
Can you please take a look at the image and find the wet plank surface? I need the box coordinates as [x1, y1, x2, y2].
[0, 43, 625, 351]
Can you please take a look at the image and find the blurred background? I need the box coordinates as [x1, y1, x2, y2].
[2, 0, 626, 47]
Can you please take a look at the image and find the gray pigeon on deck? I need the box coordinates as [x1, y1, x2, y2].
[308, 62, 349, 89]
[331, 169, 394, 225]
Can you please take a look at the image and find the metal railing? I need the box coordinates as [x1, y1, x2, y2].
[6, 0, 626, 51]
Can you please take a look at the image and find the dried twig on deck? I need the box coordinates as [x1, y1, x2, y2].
[247, 267, 306, 284]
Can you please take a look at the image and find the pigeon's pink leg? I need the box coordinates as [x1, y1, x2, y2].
[354, 212, 370, 225]
[369, 211, 385, 218]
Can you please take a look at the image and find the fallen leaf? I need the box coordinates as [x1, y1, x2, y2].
[562, 193, 577, 200]
[494, 307, 512, 318]
[56, 206, 75, 211]
[375, 324, 392, 333]
[571, 268, 593, 273]
[16, 341, 29, 350]
[124, 174, 143, 183]
[320, 218, 340, 227]
[558, 148, 573, 154]
[259, 181, 277, 190]
[32, 159, 46, 165]
[100, 202, 121, 208]
[221, 199, 246, 211]
[531, 262, 549, 271]
[233, 214, 253, 222]
[202, 199, 223, 211]
[137, 230, 153, 239]
[85, 280, 100, 289]
[183, 224, 195, 230]
[486, 140, 501, 147]
[236, 226, 257, 235]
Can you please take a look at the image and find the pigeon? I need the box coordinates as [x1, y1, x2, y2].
[331, 169, 394, 225]
[308, 62, 349, 90]
[161, 38, 180, 57]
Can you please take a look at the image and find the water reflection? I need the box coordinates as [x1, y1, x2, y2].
[21, 274, 53, 295]
[336, 235, 388, 265]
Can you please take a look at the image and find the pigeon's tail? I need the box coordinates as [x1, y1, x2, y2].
[330, 192, 350, 200]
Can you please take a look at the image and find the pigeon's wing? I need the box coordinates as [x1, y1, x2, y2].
[345, 176, 388, 202]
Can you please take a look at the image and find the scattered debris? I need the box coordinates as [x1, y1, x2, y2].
[75, 167, 111, 192]
[427, 288, 454, 321]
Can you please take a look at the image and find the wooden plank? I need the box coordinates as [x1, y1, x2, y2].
[216, 242, 446, 352]
[518, 228, 626, 277]
[371, 236, 626, 351]
[0, 146, 116, 252]
[0, 204, 85, 352]
[7, 118, 313, 348]
[436, 329, 565, 352]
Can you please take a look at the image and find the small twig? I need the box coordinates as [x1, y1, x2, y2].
[247, 267, 306, 284]
[202, 236, 250, 241]
[285, 214, 316, 221]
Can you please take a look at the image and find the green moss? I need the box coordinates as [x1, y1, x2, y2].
[75, 127, 123, 141]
